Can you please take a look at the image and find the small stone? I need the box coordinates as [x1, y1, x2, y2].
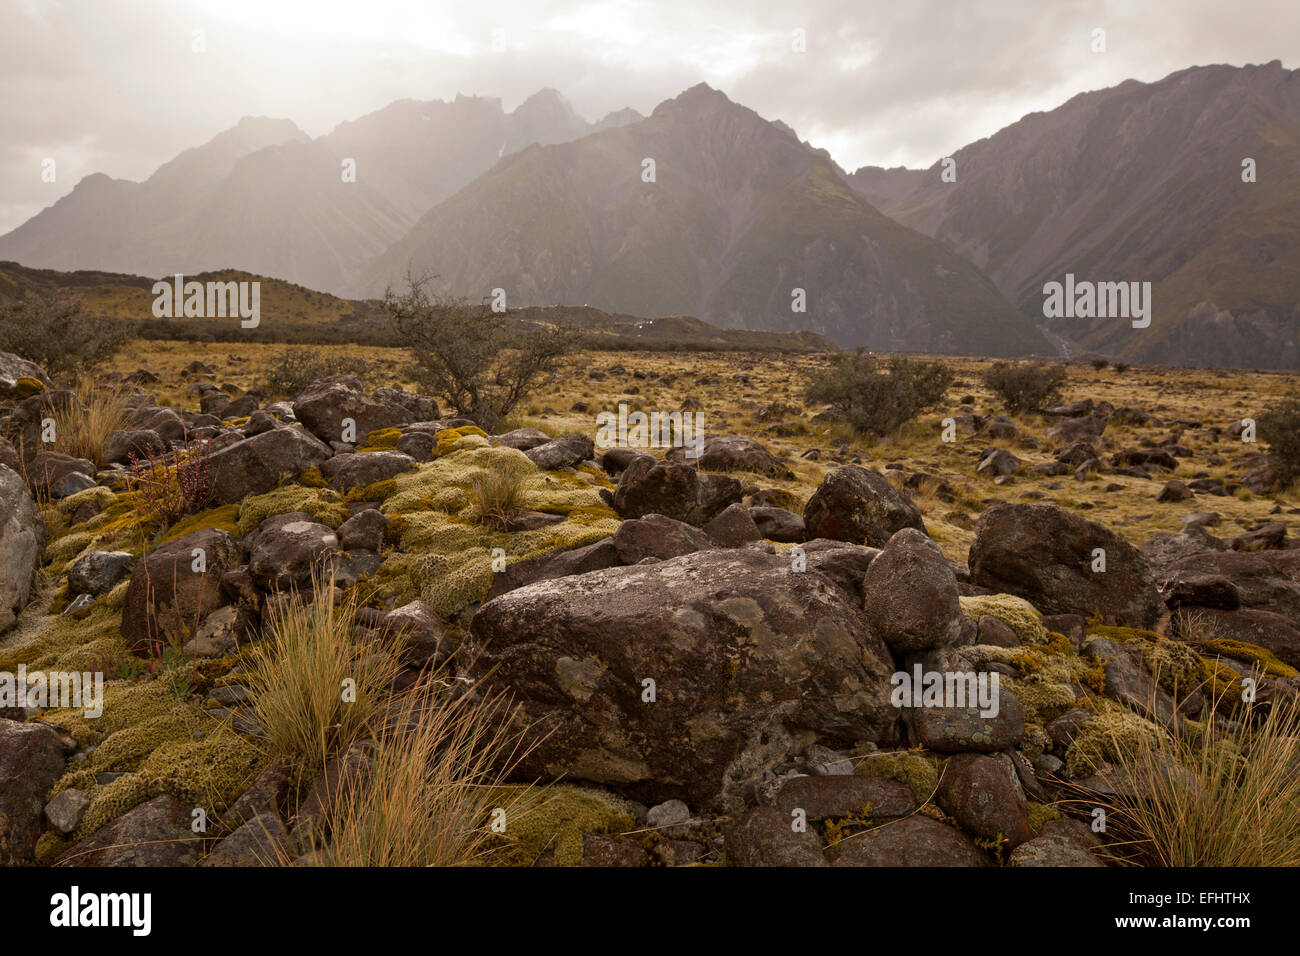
[646, 799, 692, 829]
[44, 788, 90, 836]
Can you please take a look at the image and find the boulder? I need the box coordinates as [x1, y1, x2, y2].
[494, 428, 553, 451]
[612, 513, 715, 564]
[0, 350, 52, 400]
[337, 509, 388, 552]
[56, 795, 201, 867]
[120, 528, 246, 653]
[206, 427, 332, 506]
[968, 503, 1163, 628]
[702, 503, 763, 547]
[103, 428, 168, 466]
[68, 550, 135, 597]
[935, 753, 1033, 849]
[612, 456, 740, 526]
[748, 506, 805, 543]
[803, 466, 925, 547]
[830, 816, 990, 867]
[319, 450, 414, 492]
[24, 450, 94, 500]
[467, 549, 899, 810]
[665, 434, 795, 480]
[247, 513, 340, 592]
[0, 719, 66, 863]
[292, 377, 428, 446]
[0, 465, 44, 633]
[861, 528, 962, 653]
[725, 807, 826, 867]
[524, 434, 595, 470]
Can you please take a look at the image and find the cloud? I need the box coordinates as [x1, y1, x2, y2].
[1, 0, 1297, 233]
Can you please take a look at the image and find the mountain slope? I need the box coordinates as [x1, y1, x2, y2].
[849, 61, 1300, 369]
[360, 84, 1050, 355]
[0, 92, 631, 296]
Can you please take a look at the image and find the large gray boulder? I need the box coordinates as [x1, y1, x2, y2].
[206, 427, 332, 506]
[803, 466, 925, 546]
[0, 465, 44, 633]
[467, 549, 899, 812]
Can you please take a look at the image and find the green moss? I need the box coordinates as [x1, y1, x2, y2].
[298, 466, 329, 489]
[483, 784, 638, 866]
[46, 679, 264, 842]
[160, 504, 240, 543]
[344, 478, 398, 503]
[960, 593, 1049, 645]
[1064, 699, 1169, 778]
[1088, 624, 1211, 694]
[1025, 801, 1062, 836]
[1200, 639, 1299, 678]
[237, 485, 349, 536]
[434, 426, 489, 458]
[852, 749, 940, 804]
[356, 427, 402, 452]
[0, 584, 127, 673]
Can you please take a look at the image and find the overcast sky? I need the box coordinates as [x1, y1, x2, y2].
[3, 0, 1298, 234]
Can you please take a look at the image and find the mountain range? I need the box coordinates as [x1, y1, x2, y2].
[1, 64, 1296, 367]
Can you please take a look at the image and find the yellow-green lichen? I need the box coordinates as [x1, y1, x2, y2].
[237, 485, 349, 536]
[160, 504, 240, 544]
[960, 593, 1049, 645]
[1199, 639, 1299, 679]
[1063, 699, 1169, 778]
[356, 427, 402, 452]
[852, 749, 940, 804]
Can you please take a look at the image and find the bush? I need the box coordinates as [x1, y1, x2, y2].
[263, 348, 372, 398]
[981, 361, 1068, 414]
[1259, 397, 1300, 486]
[125, 440, 215, 530]
[384, 273, 577, 431]
[804, 349, 953, 437]
[1090, 358, 1109, 370]
[0, 291, 129, 377]
[1113, 362, 1130, 374]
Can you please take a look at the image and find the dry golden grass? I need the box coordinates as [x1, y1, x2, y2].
[1097, 692, 1300, 867]
[306, 676, 538, 867]
[54, 376, 133, 468]
[117, 339, 1299, 562]
[245, 572, 402, 774]
[470, 457, 532, 531]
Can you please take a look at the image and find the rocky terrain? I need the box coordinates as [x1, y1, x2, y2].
[1, 342, 1297, 868]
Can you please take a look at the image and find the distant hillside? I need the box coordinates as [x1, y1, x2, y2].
[0, 262, 831, 352]
[849, 61, 1300, 370]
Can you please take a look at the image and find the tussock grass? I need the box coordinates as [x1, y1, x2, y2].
[1098, 691, 1300, 867]
[245, 572, 401, 774]
[470, 458, 531, 531]
[54, 378, 133, 468]
[305, 676, 538, 867]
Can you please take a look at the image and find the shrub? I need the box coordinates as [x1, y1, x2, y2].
[1113, 362, 1130, 374]
[383, 273, 577, 431]
[54, 379, 133, 468]
[1090, 358, 1109, 370]
[245, 574, 402, 774]
[263, 348, 372, 398]
[804, 349, 953, 437]
[125, 440, 215, 530]
[0, 290, 129, 377]
[981, 361, 1068, 414]
[1258, 397, 1300, 486]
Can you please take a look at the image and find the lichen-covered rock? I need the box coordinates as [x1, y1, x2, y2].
[862, 528, 962, 653]
[773, 774, 916, 820]
[802, 466, 925, 546]
[247, 513, 340, 592]
[748, 506, 805, 543]
[612, 513, 715, 564]
[292, 376, 429, 446]
[829, 816, 990, 867]
[969, 502, 1163, 628]
[935, 752, 1033, 850]
[0, 464, 44, 634]
[68, 550, 135, 597]
[612, 455, 739, 526]
[702, 503, 763, 547]
[524, 433, 595, 470]
[726, 806, 826, 867]
[55, 795, 200, 867]
[0, 350, 52, 400]
[467, 548, 899, 811]
[319, 450, 414, 492]
[0, 719, 66, 863]
[199, 813, 287, 866]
